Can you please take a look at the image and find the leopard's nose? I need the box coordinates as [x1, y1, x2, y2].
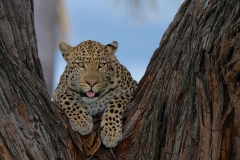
[86, 80, 98, 86]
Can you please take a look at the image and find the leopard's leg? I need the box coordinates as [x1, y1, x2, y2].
[100, 95, 131, 148]
[53, 92, 93, 135]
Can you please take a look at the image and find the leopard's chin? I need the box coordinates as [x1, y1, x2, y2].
[82, 97, 99, 103]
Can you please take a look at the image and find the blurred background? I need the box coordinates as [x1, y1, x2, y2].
[34, 0, 184, 96]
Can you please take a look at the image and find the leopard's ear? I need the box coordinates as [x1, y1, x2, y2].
[59, 42, 74, 62]
[106, 41, 118, 60]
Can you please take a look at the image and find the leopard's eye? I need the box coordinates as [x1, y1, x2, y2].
[76, 62, 85, 69]
[78, 62, 84, 67]
[99, 63, 106, 68]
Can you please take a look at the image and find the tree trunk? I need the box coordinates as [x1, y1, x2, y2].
[34, 0, 58, 95]
[0, 0, 239, 160]
[116, 0, 240, 159]
[0, 0, 84, 159]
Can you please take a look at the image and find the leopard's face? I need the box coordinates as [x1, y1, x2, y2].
[70, 51, 111, 102]
[59, 40, 118, 103]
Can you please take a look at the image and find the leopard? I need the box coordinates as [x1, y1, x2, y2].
[52, 40, 137, 148]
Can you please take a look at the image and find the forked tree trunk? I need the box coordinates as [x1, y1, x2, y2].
[0, 0, 239, 160]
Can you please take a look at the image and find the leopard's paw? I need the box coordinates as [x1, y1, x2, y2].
[101, 125, 122, 148]
[70, 114, 93, 135]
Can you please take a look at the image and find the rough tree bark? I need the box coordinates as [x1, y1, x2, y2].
[0, 0, 91, 159]
[116, 0, 240, 159]
[0, 0, 239, 160]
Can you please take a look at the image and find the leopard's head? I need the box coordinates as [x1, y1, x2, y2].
[59, 40, 118, 102]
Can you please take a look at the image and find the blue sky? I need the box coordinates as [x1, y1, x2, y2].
[53, 0, 183, 90]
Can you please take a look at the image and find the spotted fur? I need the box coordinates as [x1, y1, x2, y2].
[52, 40, 137, 148]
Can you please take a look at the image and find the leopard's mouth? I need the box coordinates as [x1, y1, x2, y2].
[81, 91, 99, 98]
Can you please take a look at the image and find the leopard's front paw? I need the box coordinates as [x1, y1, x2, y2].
[100, 125, 122, 148]
[70, 114, 93, 135]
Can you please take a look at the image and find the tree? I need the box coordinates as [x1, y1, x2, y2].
[116, 0, 240, 159]
[34, 0, 68, 95]
[0, 0, 82, 159]
[0, 0, 239, 160]
[34, 0, 58, 95]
